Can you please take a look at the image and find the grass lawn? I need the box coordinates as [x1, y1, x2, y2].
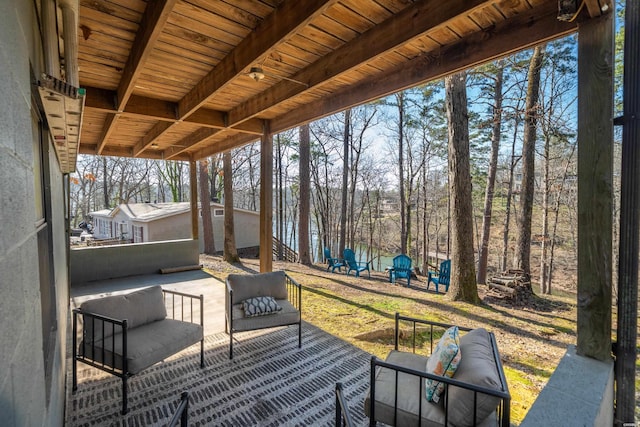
[204, 255, 579, 425]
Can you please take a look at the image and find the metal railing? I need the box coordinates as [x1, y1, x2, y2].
[335, 383, 355, 427]
[167, 391, 189, 427]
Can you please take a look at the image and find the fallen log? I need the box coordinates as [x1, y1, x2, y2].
[160, 264, 203, 274]
[490, 277, 516, 287]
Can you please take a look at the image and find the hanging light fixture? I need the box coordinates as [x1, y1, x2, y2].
[248, 66, 265, 82]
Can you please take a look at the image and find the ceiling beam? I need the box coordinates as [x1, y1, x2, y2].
[85, 87, 265, 136]
[94, 0, 176, 155]
[584, 0, 612, 17]
[227, 0, 492, 127]
[192, 132, 260, 160]
[133, 121, 173, 157]
[271, 0, 584, 134]
[80, 143, 190, 161]
[163, 127, 220, 160]
[95, 114, 119, 154]
[176, 0, 339, 119]
[116, 0, 177, 110]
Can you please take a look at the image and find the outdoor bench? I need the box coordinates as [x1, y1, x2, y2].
[365, 313, 511, 427]
[225, 270, 301, 359]
[72, 285, 204, 415]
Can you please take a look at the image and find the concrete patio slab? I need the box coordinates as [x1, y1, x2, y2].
[70, 269, 226, 336]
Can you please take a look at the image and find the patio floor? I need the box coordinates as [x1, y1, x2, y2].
[66, 269, 371, 426]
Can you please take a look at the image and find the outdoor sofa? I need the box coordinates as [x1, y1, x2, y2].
[225, 270, 301, 359]
[337, 313, 510, 426]
[72, 285, 204, 415]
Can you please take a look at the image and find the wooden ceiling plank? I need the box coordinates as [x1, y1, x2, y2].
[133, 121, 174, 156]
[227, 0, 493, 127]
[270, 1, 582, 134]
[116, 0, 178, 110]
[176, 0, 340, 119]
[183, 108, 227, 128]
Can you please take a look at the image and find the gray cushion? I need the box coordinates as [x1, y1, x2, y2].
[227, 271, 288, 304]
[81, 286, 167, 341]
[80, 318, 203, 375]
[448, 328, 503, 427]
[231, 299, 299, 332]
[365, 350, 445, 427]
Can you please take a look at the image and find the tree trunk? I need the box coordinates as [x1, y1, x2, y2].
[223, 151, 239, 263]
[444, 72, 479, 303]
[276, 134, 284, 260]
[199, 159, 215, 254]
[540, 131, 551, 294]
[339, 109, 350, 255]
[478, 63, 504, 285]
[397, 93, 407, 254]
[501, 116, 520, 271]
[515, 45, 545, 276]
[298, 124, 312, 265]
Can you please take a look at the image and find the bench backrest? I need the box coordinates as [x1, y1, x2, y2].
[227, 271, 288, 304]
[80, 285, 167, 341]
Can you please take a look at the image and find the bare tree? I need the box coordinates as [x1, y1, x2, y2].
[477, 61, 504, 284]
[298, 124, 312, 265]
[223, 151, 239, 262]
[339, 109, 350, 255]
[515, 45, 545, 276]
[199, 159, 215, 254]
[444, 71, 479, 303]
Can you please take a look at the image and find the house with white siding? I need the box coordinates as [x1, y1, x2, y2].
[90, 202, 259, 252]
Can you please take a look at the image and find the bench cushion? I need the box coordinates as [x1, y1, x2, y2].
[81, 286, 167, 341]
[231, 299, 299, 332]
[227, 271, 288, 304]
[80, 318, 203, 374]
[448, 328, 503, 427]
[365, 350, 446, 426]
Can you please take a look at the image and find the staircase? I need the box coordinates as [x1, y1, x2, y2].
[273, 237, 298, 262]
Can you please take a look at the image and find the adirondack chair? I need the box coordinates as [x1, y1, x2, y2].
[388, 254, 412, 287]
[427, 259, 451, 293]
[343, 248, 371, 278]
[324, 247, 344, 273]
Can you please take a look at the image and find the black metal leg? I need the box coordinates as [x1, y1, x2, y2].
[298, 320, 302, 348]
[229, 330, 233, 359]
[72, 357, 77, 392]
[200, 338, 204, 368]
[121, 376, 129, 415]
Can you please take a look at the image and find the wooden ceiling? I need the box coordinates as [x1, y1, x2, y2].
[77, 0, 608, 162]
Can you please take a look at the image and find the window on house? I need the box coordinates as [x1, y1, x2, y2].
[214, 209, 224, 216]
[33, 102, 56, 404]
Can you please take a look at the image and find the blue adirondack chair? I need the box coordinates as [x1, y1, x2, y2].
[427, 259, 451, 293]
[324, 247, 344, 273]
[343, 248, 371, 278]
[388, 254, 412, 287]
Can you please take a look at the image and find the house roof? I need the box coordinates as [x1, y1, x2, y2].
[74, 0, 609, 166]
[90, 202, 258, 222]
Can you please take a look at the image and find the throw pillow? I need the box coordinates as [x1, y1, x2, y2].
[425, 325, 461, 403]
[242, 296, 282, 317]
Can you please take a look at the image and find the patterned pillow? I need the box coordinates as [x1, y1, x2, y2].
[425, 326, 461, 403]
[242, 296, 282, 317]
